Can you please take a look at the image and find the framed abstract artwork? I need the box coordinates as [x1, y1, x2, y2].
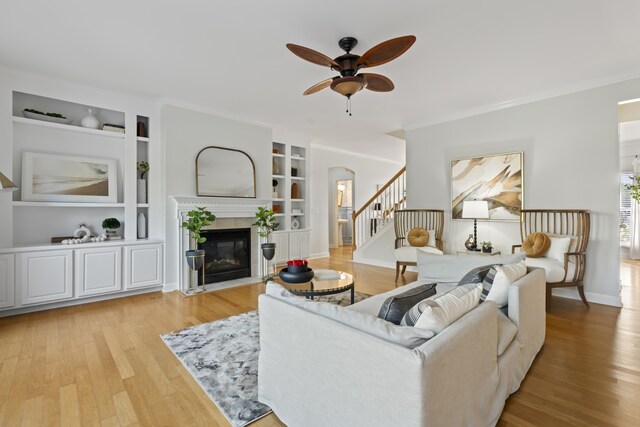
[21, 152, 118, 203]
[451, 152, 523, 221]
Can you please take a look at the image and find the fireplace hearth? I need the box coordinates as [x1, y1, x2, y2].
[198, 228, 251, 284]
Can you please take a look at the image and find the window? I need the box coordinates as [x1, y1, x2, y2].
[621, 172, 633, 247]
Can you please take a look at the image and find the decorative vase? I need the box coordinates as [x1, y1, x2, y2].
[137, 212, 147, 239]
[482, 247, 492, 253]
[137, 179, 147, 204]
[80, 108, 99, 129]
[261, 242, 276, 261]
[291, 182, 299, 199]
[105, 228, 118, 239]
[278, 267, 314, 284]
[291, 217, 300, 230]
[272, 158, 280, 175]
[73, 224, 92, 238]
[464, 234, 475, 251]
[137, 121, 146, 137]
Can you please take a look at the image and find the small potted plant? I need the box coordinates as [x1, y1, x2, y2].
[137, 161, 149, 204]
[181, 207, 216, 269]
[278, 259, 314, 283]
[254, 206, 279, 260]
[272, 179, 279, 198]
[102, 218, 121, 239]
[481, 241, 493, 253]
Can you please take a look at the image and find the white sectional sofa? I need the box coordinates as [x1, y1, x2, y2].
[258, 265, 546, 427]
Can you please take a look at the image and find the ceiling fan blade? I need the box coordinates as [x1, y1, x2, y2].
[357, 35, 416, 68]
[362, 73, 395, 92]
[303, 78, 334, 96]
[286, 43, 339, 68]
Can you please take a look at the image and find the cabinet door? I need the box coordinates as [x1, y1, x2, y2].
[300, 231, 310, 259]
[75, 247, 122, 297]
[289, 233, 302, 260]
[0, 254, 15, 309]
[19, 250, 73, 305]
[124, 244, 163, 289]
[273, 233, 289, 264]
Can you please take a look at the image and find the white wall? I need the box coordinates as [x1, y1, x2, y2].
[406, 78, 640, 307]
[309, 145, 402, 258]
[162, 105, 272, 288]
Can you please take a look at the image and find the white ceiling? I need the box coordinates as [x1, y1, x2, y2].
[3, 0, 640, 158]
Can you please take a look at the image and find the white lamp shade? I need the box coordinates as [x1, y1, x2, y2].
[462, 200, 489, 219]
[0, 171, 17, 192]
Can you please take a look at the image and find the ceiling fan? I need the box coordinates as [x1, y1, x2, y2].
[286, 35, 416, 115]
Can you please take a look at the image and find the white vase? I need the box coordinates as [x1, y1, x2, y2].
[137, 179, 147, 204]
[80, 108, 99, 129]
[137, 212, 147, 239]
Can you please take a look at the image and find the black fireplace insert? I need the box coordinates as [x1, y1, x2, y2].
[198, 228, 251, 284]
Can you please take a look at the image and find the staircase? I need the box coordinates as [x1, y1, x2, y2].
[352, 166, 406, 249]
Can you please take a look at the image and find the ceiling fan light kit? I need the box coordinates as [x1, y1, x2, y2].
[286, 35, 416, 115]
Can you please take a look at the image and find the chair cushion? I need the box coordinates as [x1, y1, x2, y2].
[496, 309, 518, 356]
[411, 283, 482, 334]
[395, 245, 443, 263]
[546, 237, 572, 262]
[266, 282, 435, 348]
[521, 232, 550, 258]
[377, 283, 437, 325]
[484, 261, 528, 308]
[524, 256, 576, 283]
[407, 227, 429, 247]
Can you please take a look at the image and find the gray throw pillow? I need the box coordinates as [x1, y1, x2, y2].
[457, 264, 496, 286]
[377, 283, 437, 325]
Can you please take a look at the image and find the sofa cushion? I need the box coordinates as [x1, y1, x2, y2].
[457, 264, 494, 286]
[407, 227, 429, 247]
[521, 232, 550, 258]
[395, 245, 443, 263]
[545, 237, 572, 262]
[411, 283, 482, 334]
[485, 261, 528, 308]
[378, 283, 437, 325]
[265, 282, 435, 348]
[417, 252, 525, 283]
[496, 309, 518, 356]
[524, 256, 576, 283]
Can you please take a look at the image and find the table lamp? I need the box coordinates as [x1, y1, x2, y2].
[462, 200, 489, 251]
[0, 171, 17, 192]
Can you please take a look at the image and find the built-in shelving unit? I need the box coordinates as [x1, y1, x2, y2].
[136, 115, 150, 240]
[13, 116, 126, 138]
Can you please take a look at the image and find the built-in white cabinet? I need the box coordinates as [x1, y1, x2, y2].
[0, 254, 15, 309]
[124, 244, 163, 289]
[289, 231, 310, 260]
[273, 233, 290, 265]
[18, 250, 73, 305]
[75, 247, 122, 297]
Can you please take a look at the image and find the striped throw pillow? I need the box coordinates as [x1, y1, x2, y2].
[480, 266, 499, 302]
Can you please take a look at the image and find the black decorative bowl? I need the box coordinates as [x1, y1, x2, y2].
[278, 267, 314, 284]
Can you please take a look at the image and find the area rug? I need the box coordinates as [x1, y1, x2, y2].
[161, 291, 370, 427]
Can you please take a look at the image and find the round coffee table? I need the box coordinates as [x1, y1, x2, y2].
[275, 271, 355, 304]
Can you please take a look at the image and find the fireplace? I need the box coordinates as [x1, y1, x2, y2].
[198, 228, 251, 284]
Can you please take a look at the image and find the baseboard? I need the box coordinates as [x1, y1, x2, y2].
[552, 288, 623, 308]
[309, 252, 330, 259]
[163, 282, 178, 292]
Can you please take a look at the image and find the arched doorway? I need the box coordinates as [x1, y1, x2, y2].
[328, 167, 355, 248]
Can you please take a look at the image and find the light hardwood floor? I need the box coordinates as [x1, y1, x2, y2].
[1, 247, 639, 426]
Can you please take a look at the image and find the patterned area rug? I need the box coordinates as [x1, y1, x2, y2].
[161, 291, 370, 427]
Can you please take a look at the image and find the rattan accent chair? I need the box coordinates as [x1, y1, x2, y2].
[394, 209, 445, 284]
[512, 209, 591, 309]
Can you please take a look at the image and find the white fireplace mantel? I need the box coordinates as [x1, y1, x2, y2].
[172, 196, 271, 219]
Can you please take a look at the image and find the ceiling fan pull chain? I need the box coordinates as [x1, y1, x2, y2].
[346, 96, 352, 116]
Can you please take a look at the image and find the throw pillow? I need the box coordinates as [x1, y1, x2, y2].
[457, 264, 495, 286]
[480, 266, 499, 303]
[411, 283, 482, 333]
[545, 237, 572, 262]
[417, 252, 526, 284]
[485, 261, 528, 308]
[407, 227, 429, 247]
[378, 283, 437, 325]
[426, 229, 437, 247]
[521, 232, 551, 258]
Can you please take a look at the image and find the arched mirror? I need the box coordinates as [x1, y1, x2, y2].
[196, 146, 256, 198]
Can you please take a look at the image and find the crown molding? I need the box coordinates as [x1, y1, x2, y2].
[405, 72, 640, 132]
